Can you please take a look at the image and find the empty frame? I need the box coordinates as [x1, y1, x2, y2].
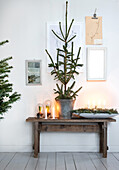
[87, 48, 106, 81]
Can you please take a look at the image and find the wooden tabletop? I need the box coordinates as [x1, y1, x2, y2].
[26, 117, 116, 123]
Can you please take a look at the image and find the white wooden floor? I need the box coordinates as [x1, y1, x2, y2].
[0, 152, 119, 170]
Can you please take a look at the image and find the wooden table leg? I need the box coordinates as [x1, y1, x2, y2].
[99, 123, 103, 153]
[102, 122, 107, 158]
[38, 131, 39, 153]
[34, 122, 39, 158]
[38, 123, 41, 153]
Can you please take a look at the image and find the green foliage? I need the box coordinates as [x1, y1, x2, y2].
[45, 1, 83, 99]
[71, 108, 118, 114]
[0, 40, 21, 118]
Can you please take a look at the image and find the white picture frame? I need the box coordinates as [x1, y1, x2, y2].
[26, 60, 42, 85]
[86, 47, 106, 81]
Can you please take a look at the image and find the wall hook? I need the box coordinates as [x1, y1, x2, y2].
[92, 8, 98, 19]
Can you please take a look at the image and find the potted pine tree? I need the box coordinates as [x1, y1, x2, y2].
[45, 1, 83, 118]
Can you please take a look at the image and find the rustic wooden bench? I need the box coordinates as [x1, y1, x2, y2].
[26, 117, 116, 158]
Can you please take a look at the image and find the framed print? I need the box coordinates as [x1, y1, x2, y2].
[85, 16, 103, 45]
[26, 60, 41, 85]
[86, 47, 106, 81]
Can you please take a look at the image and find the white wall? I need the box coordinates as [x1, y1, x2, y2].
[0, 0, 119, 152]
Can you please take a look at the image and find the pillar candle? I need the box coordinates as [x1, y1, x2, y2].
[87, 100, 90, 109]
[45, 108, 47, 119]
[52, 107, 55, 119]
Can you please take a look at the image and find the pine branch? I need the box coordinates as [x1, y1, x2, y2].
[45, 49, 55, 67]
[65, 1, 68, 38]
[57, 49, 59, 70]
[71, 86, 82, 98]
[74, 47, 83, 71]
[0, 56, 12, 64]
[58, 61, 64, 65]
[76, 47, 81, 61]
[46, 49, 65, 84]
[52, 30, 65, 42]
[57, 48, 65, 53]
[59, 22, 65, 40]
[70, 81, 75, 89]
[0, 40, 9, 46]
[71, 42, 73, 61]
[58, 54, 65, 58]
[66, 19, 74, 40]
[76, 64, 83, 67]
[67, 35, 76, 43]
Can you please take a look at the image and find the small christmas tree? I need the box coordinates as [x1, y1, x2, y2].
[45, 1, 83, 99]
[0, 40, 21, 119]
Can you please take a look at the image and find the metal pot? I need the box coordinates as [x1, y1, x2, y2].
[55, 99, 75, 119]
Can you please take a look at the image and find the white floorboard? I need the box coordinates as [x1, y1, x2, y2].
[0, 152, 118, 170]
